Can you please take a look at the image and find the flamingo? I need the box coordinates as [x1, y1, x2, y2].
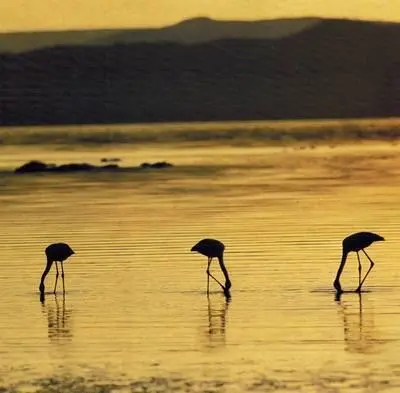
[191, 238, 232, 297]
[39, 243, 75, 295]
[333, 232, 384, 294]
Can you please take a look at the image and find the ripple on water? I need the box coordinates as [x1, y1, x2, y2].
[1, 140, 400, 391]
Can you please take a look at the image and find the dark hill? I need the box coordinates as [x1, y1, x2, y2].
[0, 17, 320, 53]
[0, 18, 399, 125]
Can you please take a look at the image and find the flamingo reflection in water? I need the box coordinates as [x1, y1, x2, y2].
[335, 292, 383, 354]
[204, 295, 230, 348]
[41, 293, 73, 343]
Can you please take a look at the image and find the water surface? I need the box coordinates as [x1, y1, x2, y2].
[1, 119, 400, 392]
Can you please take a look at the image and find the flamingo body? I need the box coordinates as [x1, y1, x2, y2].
[191, 238, 225, 258]
[342, 232, 384, 253]
[45, 243, 75, 262]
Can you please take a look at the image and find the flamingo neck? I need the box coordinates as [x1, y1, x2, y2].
[39, 258, 53, 292]
[333, 249, 348, 292]
[218, 255, 231, 291]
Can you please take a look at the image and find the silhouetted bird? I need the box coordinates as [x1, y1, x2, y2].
[333, 232, 384, 294]
[39, 243, 75, 295]
[191, 238, 231, 297]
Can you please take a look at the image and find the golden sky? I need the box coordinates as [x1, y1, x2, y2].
[0, 0, 398, 32]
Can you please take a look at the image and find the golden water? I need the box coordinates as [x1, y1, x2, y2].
[1, 131, 400, 392]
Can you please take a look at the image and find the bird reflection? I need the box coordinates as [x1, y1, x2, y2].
[202, 294, 230, 348]
[335, 292, 382, 354]
[41, 293, 72, 343]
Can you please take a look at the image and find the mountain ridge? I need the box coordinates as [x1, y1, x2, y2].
[0, 17, 354, 53]
[0, 18, 399, 125]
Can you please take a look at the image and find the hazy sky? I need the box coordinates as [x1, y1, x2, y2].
[1, 0, 398, 32]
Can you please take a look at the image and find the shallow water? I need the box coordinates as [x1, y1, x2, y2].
[1, 120, 400, 392]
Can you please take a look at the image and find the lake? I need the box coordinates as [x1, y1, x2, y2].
[1, 118, 400, 392]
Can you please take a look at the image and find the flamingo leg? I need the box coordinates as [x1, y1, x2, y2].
[356, 249, 375, 292]
[356, 251, 362, 287]
[61, 262, 65, 294]
[53, 262, 59, 294]
[207, 257, 212, 294]
[208, 274, 225, 290]
[206, 257, 225, 293]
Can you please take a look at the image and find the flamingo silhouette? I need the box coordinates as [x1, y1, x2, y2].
[39, 243, 75, 295]
[191, 238, 232, 297]
[333, 232, 384, 294]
